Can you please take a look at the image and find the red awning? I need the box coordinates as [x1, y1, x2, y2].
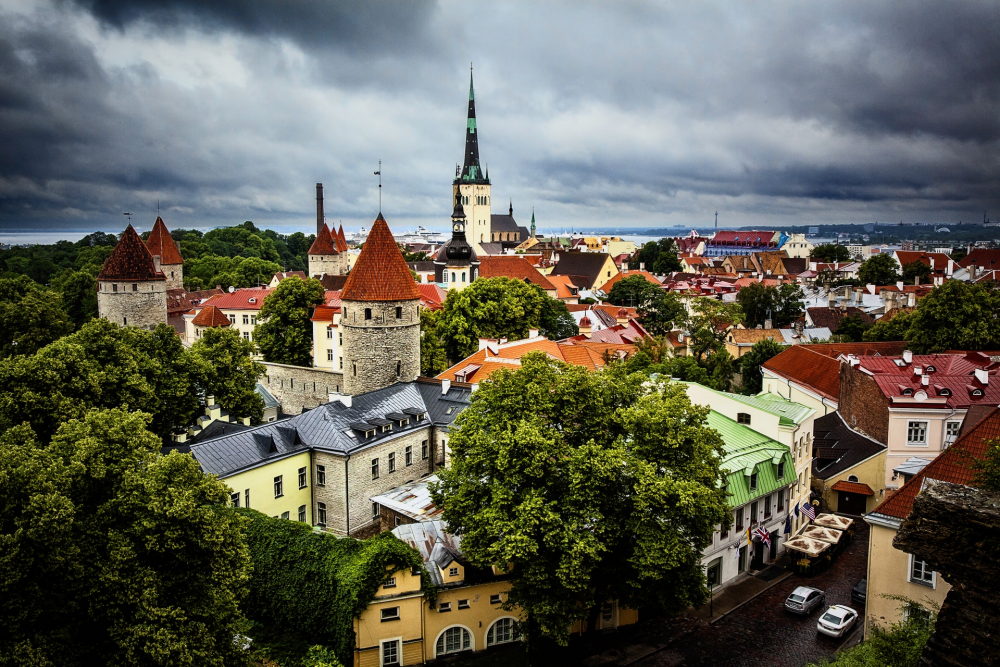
[830, 480, 875, 496]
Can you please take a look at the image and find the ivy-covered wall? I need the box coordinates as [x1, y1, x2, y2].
[236, 509, 424, 664]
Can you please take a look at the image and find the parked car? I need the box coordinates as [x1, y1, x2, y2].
[852, 579, 867, 605]
[817, 605, 859, 638]
[785, 586, 825, 615]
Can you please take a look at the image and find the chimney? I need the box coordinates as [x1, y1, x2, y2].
[623, 262, 629, 273]
[907, 292, 916, 307]
[206, 395, 215, 407]
[828, 290, 835, 308]
[152, 254, 162, 272]
[333, 394, 352, 408]
[441, 379, 452, 395]
[921, 375, 930, 387]
[776, 275, 783, 286]
[896, 280, 904, 291]
[914, 275, 920, 286]
[975, 368, 989, 385]
[528, 328, 539, 339]
[478, 338, 493, 351]
[764, 318, 772, 329]
[316, 183, 325, 237]
[902, 350, 913, 364]
[639, 262, 645, 271]
[795, 320, 803, 335]
[499, 337, 508, 344]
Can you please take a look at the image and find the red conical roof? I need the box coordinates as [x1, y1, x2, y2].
[336, 225, 348, 252]
[340, 213, 420, 302]
[191, 304, 232, 327]
[97, 225, 165, 281]
[308, 223, 339, 255]
[145, 216, 184, 265]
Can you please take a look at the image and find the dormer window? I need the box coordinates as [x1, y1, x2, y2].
[737, 413, 751, 425]
[749, 471, 758, 490]
[925, 365, 936, 373]
[901, 388, 913, 396]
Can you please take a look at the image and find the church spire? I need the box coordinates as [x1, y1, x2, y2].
[456, 68, 487, 184]
[530, 209, 536, 238]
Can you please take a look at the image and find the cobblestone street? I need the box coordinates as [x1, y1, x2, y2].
[633, 519, 869, 667]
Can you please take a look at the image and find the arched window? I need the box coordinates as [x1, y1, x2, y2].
[487, 617, 520, 647]
[452, 272, 456, 283]
[461, 272, 466, 283]
[435, 626, 472, 656]
[848, 475, 859, 483]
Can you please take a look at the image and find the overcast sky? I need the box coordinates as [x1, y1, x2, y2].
[1, 0, 998, 236]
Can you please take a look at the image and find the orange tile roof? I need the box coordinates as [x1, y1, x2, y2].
[829, 480, 874, 496]
[97, 225, 166, 282]
[336, 225, 348, 252]
[200, 288, 272, 311]
[872, 407, 1000, 520]
[340, 213, 421, 302]
[308, 223, 339, 255]
[544, 274, 581, 299]
[894, 251, 951, 271]
[191, 304, 232, 327]
[310, 305, 340, 323]
[417, 283, 447, 310]
[596, 270, 661, 293]
[798, 341, 909, 358]
[145, 217, 184, 265]
[478, 256, 556, 290]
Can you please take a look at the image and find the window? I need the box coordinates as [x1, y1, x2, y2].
[317, 502, 327, 525]
[461, 272, 466, 282]
[381, 607, 400, 621]
[449, 567, 459, 577]
[251, 316, 257, 325]
[737, 412, 751, 425]
[848, 474, 859, 483]
[749, 501, 758, 524]
[298, 467, 307, 489]
[735, 507, 744, 530]
[316, 465, 326, 486]
[910, 556, 935, 587]
[945, 421, 961, 447]
[907, 421, 928, 445]
[228, 314, 236, 324]
[601, 604, 613, 623]
[365, 308, 372, 320]
[230, 492, 240, 507]
[371, 458, 379, 479]
[904, 604, 932, 625]
[112, 283, 118, 292]
[273, 475, 283, 498]
[490, 594, 502, 605]
[422, 440, 429, 459]
[395, 306, 402, 319]
[776, 461, 785, 479]
[382, 639, 400, 666]
[487, 618, 520, 646]
[132, 283, 137, 292]
[750, 471, 758, 490]
[244, 489, 250, 508]
[353, 363, 357, 377]
[298, 505, 306, 522]
[384, 577, 396, 589]
[778, 489, 785, 512]
[738, 545, 747, 573]
[326, 328, 333, 339]
[372, 502, 380, 519]
[243, 314, 249, 325]
[405, 446, 413, 466]
[720, 521, 729, 539]
[438, 602, 452, 612]
[339, 332, 343, 346]
[436, 626, 471, 655]
[396, 360, 401, 376]
[243, 331, 250, 341]
[387, 452, 396, 473]
[339, 357, 343, 370]
[452, 272, 456, 283]
[280, 511, 289, 520]
[327, 349, 333, 361]
[394, 516, 401, 527]
[764, 494, 772, 519]
[458, 599, 470, 609]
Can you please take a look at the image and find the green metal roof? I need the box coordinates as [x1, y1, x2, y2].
[705, 410, 794, 508]
[686, 382, 814, 427]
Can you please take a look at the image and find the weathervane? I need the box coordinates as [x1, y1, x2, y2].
[374, 160, 382, 212]
[123, 211, 132, 226]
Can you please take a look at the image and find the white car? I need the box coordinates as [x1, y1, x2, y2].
[817, 604, 858, 638]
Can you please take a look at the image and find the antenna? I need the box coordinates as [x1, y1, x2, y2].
[374, 161, 382, 212]
[715, 211, 718, 228]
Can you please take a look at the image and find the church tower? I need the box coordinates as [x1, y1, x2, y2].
[340, 213, 421, 395]
[97, 224, 167, 329]
[308, 223, 345, 277]
[145, 216, 184, 290]
[434, 191, 479, 290]
[452, 70, 492, 255]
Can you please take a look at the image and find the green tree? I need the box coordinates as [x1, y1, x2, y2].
[632, 238, 682, 274]
[810, 243, 852, 262]
[419, 309, 449, 376]
[863, 309, 914, 342]
[688, 298, 744, 361]
[432, 355, 729, 643]
[906, 280, 1000, 353]
[970, 437, 1000, 491]
[736, 283, 777, 328]
[0, 409, 251, 666]
[191, 327, 266, 423]
[607, 274, 662, 307]
[950, 248, 967, 263]
[57, 270, 99, 328]
[774, 283, 805, 326]
[254, 276, 326, 367]
[0, 275, 74, 357]
[739, 339, 786, 394]
[437, 277, 548, 362]
[902, 260, 932, 285]
[638, 291, 687, 336]
[539, 297, 579, 340]
[834, 314, 871, 342]
[857, 254, 901, 286]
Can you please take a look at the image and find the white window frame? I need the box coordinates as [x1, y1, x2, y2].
[380, 606, 400, 621]
[944, 420, 961, 447]
[908, 554, 936, 588]
[379, 636, 402, 667]
[433, 625, 474, 657]
[906, 421, 929, 446]
[486, 616, 520, 646]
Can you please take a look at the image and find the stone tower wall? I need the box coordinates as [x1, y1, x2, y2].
[160, 262, 184, 290]
[97, 280, 168, 329]
[341, 298, 420, 395]
[309, 253, 347, 277]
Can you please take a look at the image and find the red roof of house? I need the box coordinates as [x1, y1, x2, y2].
[596, 270, 661, 293]
[98, 225, 166, 282]
[145, 217, 184, 265]
[478, 256, 556, 290]
[308, 223, 339, 255]
[830, 480, 874, 496]
[894, 251, 951, 271]
[798, 341, 910, 358]
[272, 271, 307, 283]
[336, 225, 349, 252]
[856, 352, 1000, 409]
[418, 283, 447, 310]
[709, 231, 778, 246]
[191, 304, 232, 327]
[200, 288, 272, 311]
[340, 213, 421, 302]
[762, 345, 843, 400]
[310, 305, 340, 323]
[872, 407, 1000, 520]
[958, 249, 1000, 269]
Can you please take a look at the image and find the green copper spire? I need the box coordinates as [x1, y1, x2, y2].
[530, 209, 536, 238]
[456, 69, 488, 184]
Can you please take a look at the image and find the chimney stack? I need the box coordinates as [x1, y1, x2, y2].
[316, 183, 325, 237]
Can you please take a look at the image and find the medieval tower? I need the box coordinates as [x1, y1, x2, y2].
[308, 223, 346, 277]
[145, 216, 184, 290]
[339, 213, 421, 395]
[452, 71, 492, 255]
[96, 224, 168, 329]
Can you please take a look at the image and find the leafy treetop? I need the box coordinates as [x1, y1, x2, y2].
[254, 276, 327, 367]
[857, 253, 901, 286]
[810, 243, 852, 263]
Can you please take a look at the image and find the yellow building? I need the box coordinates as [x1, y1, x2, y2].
[222, 449, 313, 523]
[354, 521, 637, 665]
[811, 412, 886, 515]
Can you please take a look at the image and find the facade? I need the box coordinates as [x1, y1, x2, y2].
[724, 328, 784, 359]
[704, 231, 788, 258]
[783, 233, 814, 259]
[145, 216, 184, 290]
[453, 72, 492, 255]
[811, 412, 887, 515]
[96, 224, 168, 329]
[340, 214, 422, 396]
[184, 288, 271, 345]
[550, 252, 620, 290]
[189, 304, 232, 341]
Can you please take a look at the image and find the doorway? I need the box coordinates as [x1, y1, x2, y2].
[837, 491, 866, 515]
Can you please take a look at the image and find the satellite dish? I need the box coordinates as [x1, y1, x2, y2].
[228, 286, 235, 293]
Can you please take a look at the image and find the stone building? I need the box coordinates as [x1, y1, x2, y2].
[340, 213, 421, 395]
[144, 216, 184, 290]
[308, 223, 347, 277]
[433, 192, 479, 290]
[96, 224, 168, 329]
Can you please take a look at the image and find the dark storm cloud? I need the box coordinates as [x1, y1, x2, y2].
[1, 0, 998, 234]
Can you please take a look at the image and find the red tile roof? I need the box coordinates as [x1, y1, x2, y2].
[894, 251, 951, 271]
[340, 213, 421, 302]
[200, 288, 272, 311]
[762, 345, 843, 400]
[872, 407, 1000, 520]
[310, 305, 340, 323]
[798, 341, 910, 358]
[308, 223, 339, 255]
[709, 231, 778, 246]
[856, 352, 1000, 408]
[596, 270, 661, 293]
[417, 283, 447, 310]
[336, 225, 349, 252]
[191, 304, 232, 327]
[830, 480, 874, 496]
[477, 256, 556, 290]
[145, 217, 184, 265]
[98, 225, 166, 282]
[958, 249, 1000, 269]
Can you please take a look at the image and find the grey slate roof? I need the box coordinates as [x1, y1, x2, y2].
[551, 252, 613, 289]
[812, 412, 886, 480]
[190, 380, 471, 478]
[392, 520, 463, 586]
[490, 213, 522, 235]
[478, 242, 504, 255]
[255, 383, 280, 410]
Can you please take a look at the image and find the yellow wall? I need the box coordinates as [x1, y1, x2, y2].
[865, 522, 949, 637]
[815, 451, 886, 515]
[222, 451, 313, 523]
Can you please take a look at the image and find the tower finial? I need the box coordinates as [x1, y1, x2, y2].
[374, 161, 382, 213]
[509, 199, 513, 216]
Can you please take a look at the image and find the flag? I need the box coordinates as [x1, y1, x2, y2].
[746, 527, 752, 545]
[755, 526, 771, 549]
[784, 514, 792, 535]
[734, 544, 741, 560]
[794, 502, 800, 517]
[801, 502, 816, 521]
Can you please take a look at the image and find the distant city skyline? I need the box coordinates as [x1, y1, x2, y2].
[1, 1, 997, 233]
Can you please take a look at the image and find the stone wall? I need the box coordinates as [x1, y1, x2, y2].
[341, 298, 420, 395]
[894, 480, 1000, 667]
[308, 253, 347, 278]
[161, 262, 184, 290]
[97, 279, 167, 329]
[839, 363, 890, 444]
[260, 362, 344, 415]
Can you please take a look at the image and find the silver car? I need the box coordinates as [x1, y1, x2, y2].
[785, 586, 825, 615]
[817, 604, 859, 638]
